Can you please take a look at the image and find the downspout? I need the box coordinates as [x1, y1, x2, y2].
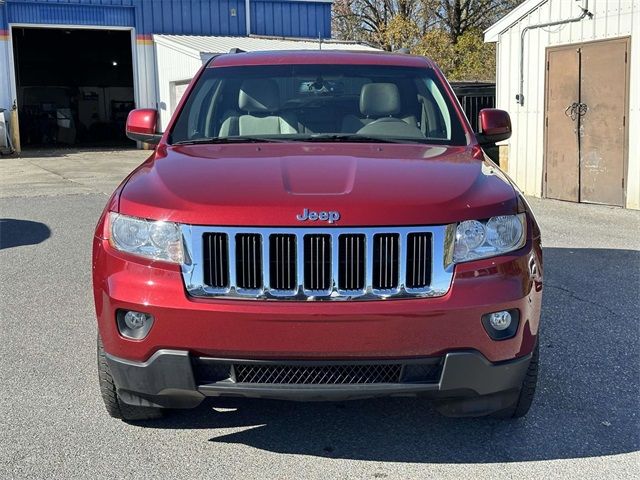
[516, 1, 593, 106]
[245, 0, 251, 35]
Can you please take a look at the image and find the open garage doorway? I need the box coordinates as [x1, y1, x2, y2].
[12, 27, 135, 149]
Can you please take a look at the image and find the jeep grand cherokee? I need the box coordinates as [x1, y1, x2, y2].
[93, 50, 542, 420]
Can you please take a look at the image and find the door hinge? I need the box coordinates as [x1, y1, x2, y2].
[545, 116, 548, 127]
[622, 178, 625, 188]
[623, 115, 626, 126]
[546, 60, 549, 70]
[625, 50, 628, 63]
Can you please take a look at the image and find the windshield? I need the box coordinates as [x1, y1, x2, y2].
[169, 64, 468, 146]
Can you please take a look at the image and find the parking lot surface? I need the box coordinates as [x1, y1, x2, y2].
[1, 150, 638, 479]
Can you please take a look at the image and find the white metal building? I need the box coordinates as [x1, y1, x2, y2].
[485, 0, 639, 209]
[153, 35, 379, 130]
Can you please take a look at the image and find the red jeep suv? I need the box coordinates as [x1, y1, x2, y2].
[93, 50, 542, 421]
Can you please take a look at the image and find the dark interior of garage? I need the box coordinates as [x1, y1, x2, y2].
[12, 27, 135, 148]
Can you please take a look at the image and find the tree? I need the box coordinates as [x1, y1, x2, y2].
[332, 0, 434, 50]
[332, 0, 521, 80]
[424, 0, 522, 44]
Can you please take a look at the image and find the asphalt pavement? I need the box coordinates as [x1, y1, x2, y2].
[1, 149, 638, 479]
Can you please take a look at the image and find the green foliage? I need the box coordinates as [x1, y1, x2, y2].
[332, 0, 519, 81]
[414, 29, 456, 74]
[383, 15, 420, 51]
[416, 29, 496, 81]
[450, 30, 496, 81]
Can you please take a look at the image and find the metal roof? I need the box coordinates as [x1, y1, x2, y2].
[210, 49, 432, 69]
[153, 34, 379, 57]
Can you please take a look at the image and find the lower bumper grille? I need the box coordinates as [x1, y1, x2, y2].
[192, 358, 444, 385]
[235, 364, 402, 385]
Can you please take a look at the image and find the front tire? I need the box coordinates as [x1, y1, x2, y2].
[97, 335, 164, 421]
[498, 341, 539, 418]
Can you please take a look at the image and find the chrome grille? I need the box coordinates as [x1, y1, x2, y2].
[182, 225, 455, 301]
[338, 234, 365, 291]
[235, 233, 262, 290]
[373, 233, 399, 290]
[234, 363, 402, 384]
[304, 234, 331, 292]
[269, 234, 296, 291]
[406, 232, 432, 289]
[203, 233, 229, 289]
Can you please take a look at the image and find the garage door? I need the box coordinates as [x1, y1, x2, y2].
[544, 38, 629, 206]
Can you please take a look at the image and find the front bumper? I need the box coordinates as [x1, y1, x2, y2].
[93, 234, 542, 364]
[106, 349, 533, 410]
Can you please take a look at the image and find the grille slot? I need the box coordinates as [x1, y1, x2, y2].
[235, 234, 262, 290]
[203, 233, 229, 288]
[192, 360, 232, 384]
[406, 232, 432, 289]
[339, 234, 365, 291]
[373, 233, 400, 290]
[269, 234, 296, 291]
[234, 364, 402, 384]
[401, 361, 443, 383]
[304, 234, 331, 291]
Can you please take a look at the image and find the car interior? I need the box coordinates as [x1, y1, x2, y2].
[171, 67, 459, 144]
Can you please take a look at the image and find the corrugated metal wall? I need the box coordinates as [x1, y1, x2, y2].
[135, 0, 245, 35]
[0, 1, 328, 36]
[0, 4, 10, 110]
[492, 0, 639, 209]
[0, 1, 247, 33]
[251, 0, 331, 38]
[4, 0, 135, 27]
[154, 39, 203, 129]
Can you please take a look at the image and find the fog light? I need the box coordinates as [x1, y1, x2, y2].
[124, 311, 147, 329]
[117, 310, 154, 339]
[481, 309, 519, 340]
[489, 311, 511, 330]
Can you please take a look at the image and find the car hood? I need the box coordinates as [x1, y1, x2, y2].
[118, 143, 518, 226]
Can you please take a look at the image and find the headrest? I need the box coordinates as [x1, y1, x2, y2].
[238, 79, 280, 113]
[359, 83, 401, 117]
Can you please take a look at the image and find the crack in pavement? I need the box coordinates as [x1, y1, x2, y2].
[543, 282, 621, 316]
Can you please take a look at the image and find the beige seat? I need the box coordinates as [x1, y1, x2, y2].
[219, 79, 297, 136]
[341, 83, 416, 133]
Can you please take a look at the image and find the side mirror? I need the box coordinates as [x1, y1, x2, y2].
[477, 108, 511, 145]
[126, 109, 162, 144]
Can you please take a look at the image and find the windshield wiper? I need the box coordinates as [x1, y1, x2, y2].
[172, 136, 287, 145]
[173, 134, 423, 145]
[299, 134, 417, 144]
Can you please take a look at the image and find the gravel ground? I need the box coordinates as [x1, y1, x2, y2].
[0, 151, 638, 479]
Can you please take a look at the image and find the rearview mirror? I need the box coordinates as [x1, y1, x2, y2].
[477, 109, 511, 145]
[126, 109, 162, 144]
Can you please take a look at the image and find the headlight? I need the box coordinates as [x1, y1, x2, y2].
[108, 212, 184, 263]
[453, 213, 526, 263]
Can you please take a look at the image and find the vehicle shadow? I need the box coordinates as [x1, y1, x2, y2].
[0, 218, 51, 249]
[136, 247, 640, 463]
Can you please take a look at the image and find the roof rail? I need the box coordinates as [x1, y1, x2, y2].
[228, 47, 246, 54]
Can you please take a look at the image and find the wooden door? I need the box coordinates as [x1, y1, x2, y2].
[544, 47, 580, 202]
[579, 38, 628, 206]
[544, 38, 629, 206]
